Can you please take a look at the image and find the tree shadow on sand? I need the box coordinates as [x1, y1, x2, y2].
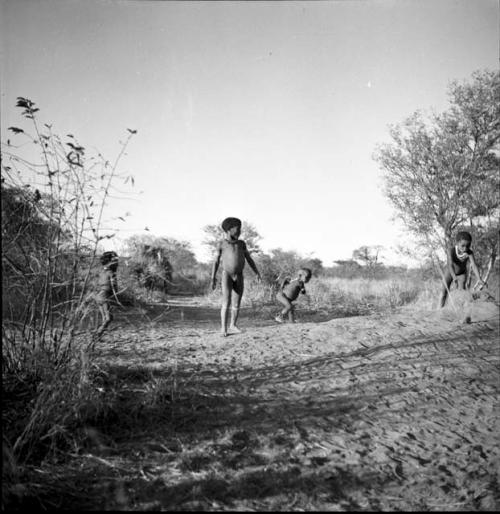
[21, 319, 498, 510]
[106, 463, 393, 510]
[81, 321, 498, 448]
[27, 452, 395, 510]
[113, 300, 361, 330]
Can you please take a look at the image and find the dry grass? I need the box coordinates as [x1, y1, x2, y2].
[202, 275, 441, 318]
[306, 276, 437, 313]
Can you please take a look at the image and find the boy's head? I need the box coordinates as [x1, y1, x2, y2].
[455, 231, 472, 252]
[221, 217, 242, 239]
[299, 267, 312, 283]
[100, 251, 119, 269]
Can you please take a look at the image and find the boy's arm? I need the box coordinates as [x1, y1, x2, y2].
[244, 244, 261, 280]
[110, 272, 118, 299]
[446, 247, 457, 281]
[211, 245, 222, 289]
[279, 277, 290, 290]
[110, 272, 123, 306]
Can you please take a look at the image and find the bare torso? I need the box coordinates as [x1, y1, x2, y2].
[97, 269, 116, 299]
[449, 246, 471, 275]
[282, 279, 305, 301]
[220, 239, 246, 278]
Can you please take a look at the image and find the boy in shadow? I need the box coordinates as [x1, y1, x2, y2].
[95, 251, 119, 337]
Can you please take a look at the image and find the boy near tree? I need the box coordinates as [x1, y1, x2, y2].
[439, 231, 484, 308]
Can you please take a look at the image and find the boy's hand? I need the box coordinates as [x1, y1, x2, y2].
[256, 273, 262, 283]
[211, 278, 217, 290]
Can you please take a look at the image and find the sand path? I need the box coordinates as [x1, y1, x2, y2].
[67, 297, 499, 510]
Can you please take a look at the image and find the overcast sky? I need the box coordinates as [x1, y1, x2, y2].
[1, 0, 498, 265]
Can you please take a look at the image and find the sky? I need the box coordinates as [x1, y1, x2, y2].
[1, 0, 498, 266]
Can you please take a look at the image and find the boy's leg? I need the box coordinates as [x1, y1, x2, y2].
[220, 271, 232, 336]
[287, 304, 295, 323]
[276, 291, 292, 321]
[229, 274, 244, 332]
[439, 271, 453, 308]
[456, 274, 466, 290]
[96, 302, 112, 336]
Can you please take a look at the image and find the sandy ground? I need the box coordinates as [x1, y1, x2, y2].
[31, 294, 500, 510]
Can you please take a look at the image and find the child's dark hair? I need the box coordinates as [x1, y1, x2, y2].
[300, 267, 312, 280]
[100, 251, 118, 266]
[455, 231, 472, 243]
[221, 217, 242, 232]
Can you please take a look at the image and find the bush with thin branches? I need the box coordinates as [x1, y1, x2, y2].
[1, 97, 136, 464]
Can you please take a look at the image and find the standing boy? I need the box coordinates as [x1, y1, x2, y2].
[439, 231, 484, 308]
[212, 217, 261, 336]
[95, 251, 119, 337]
[275, 268, 312, 323]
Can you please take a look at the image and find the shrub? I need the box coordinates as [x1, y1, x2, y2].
[2, 98, 136, 470]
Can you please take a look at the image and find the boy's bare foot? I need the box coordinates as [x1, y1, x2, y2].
[274, 315, 283, 323]
[229, 325, 242, 334]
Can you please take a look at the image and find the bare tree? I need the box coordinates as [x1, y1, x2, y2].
[352, 245, 384, 276]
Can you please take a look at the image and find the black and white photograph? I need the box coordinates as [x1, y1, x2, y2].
[1, 0, 499, 510]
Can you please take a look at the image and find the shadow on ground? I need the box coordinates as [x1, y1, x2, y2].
[11, 302, 499, 511]
[112, 300, 364, 330]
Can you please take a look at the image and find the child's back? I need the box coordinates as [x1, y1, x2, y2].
[275, 268, 312, 323]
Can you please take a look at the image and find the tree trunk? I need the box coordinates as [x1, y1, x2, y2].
[480, 252, 497, 286]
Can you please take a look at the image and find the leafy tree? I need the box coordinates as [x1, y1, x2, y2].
[265, 248, 301, 283]
[300, 257, 324, 277]
[329, 259, 361, 280]
[124, 235, 197, 275]
[133, 243, 173, 293]
[373, 69, 500, 278]
[253, 253, 275, 285]
[123, 234, 200, 293]
[333, 259, 361, 269]
[352, 245, 384, 269]
[2, 185, 58, 272]
[253, 249, 323, 288]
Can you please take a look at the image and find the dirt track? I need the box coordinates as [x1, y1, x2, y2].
[41, 298, 500, 510]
